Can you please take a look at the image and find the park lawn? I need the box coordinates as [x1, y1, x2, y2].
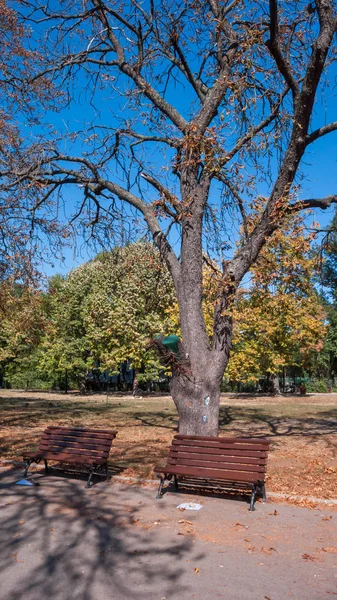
[0, 390, 336, 501]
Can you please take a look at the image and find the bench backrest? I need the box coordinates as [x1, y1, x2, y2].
[38, 426, 117, 461]
[168, 434, 270, 483]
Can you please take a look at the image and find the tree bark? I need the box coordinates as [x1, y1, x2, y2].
[170, 371, 221, 436]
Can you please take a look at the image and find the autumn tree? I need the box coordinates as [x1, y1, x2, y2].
[226, 216, 326, 391]
[1, 0, 337, 433]
[310, 208, 337, 382]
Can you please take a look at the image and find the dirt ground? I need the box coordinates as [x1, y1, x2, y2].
[0, 390, 336, 502]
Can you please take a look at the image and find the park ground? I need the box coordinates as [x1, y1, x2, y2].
[0, 390, 336, 600]
[0, 467, 336, 600]
[0, 389, 336, 501]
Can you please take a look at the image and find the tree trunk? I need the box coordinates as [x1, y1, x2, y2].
[282, 367, 286, 393]
[270, 373, 281, 395]
[170, 371, 222, 436]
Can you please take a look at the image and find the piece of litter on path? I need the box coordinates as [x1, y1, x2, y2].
[15, 479, 37, 486]
[177, 502, 203, 511]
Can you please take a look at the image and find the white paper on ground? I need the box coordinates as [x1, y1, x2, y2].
[176, 502, 203, 510]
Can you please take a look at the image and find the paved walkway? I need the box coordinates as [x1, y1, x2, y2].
[0, 467, 336, 600]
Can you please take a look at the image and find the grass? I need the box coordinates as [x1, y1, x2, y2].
[0, 390, 336, 500]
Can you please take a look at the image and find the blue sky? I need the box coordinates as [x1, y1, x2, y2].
[30, 7, 337, 280]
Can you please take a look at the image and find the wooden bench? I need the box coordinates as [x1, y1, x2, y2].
[155, 434, 270, 511]
[23, 426, 118, 488]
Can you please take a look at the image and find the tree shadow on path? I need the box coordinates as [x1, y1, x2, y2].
[0, 469, 201, 600]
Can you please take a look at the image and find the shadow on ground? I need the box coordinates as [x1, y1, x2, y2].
[218, 406, 337, 442]
[0, 469, 199, 600]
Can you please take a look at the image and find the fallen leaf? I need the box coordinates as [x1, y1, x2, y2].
[19, 520, 25, 525]
[302, 553, 317, 562]
[261, 547, 277, 555]
[194, 568, 200, 575]
[321, 547, 337, 554]
[179, 519, 193, 525]
[12, 553, 24, 563]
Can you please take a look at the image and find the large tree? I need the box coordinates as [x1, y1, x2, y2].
[1, 0, 337, 433]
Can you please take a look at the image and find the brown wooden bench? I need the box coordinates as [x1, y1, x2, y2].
[155, 434, 270, 511]
[23, 426, 118, 488]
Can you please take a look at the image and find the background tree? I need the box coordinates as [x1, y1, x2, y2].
[1, 0, 337, 433]
[0, 281, 47, 387]
[37, 242, 175, 387]
[226, 216, 326, 391]
[310, 207, 337, 384]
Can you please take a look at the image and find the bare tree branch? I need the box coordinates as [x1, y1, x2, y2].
[306, 121, 337, 145]
[289, 195, 337, 211]
[265, 0, 299, 100]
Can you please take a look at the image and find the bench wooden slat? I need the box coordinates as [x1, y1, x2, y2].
[167, 457, 266, 473]
[172, 439, 269, 452]
[174, 434, 270, 445]
[38, 445, 109, 458]
[46, 426, 117, 435]
[24, 451, 106, 465]
[39, 438, 112, 450]
[44, 428, 116, 440]
[162, 464, 261, 483]
[170, 445, 267, 459]
[168, 451, 265, 465]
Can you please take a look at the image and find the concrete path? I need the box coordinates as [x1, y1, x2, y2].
[0, 467, 336, 600]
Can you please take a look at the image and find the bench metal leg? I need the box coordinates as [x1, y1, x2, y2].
[174, 475, 179, 491]
[86, 467, 95, 488]
[156, 475, 167, 499]
[261, 482, 267, 503]
[23, 459, 33, 478]
[249, 483, 257, 511]
[44, 459, 49, 474]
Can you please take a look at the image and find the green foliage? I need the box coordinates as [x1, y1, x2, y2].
[0, 282, 47, 369]
[38, 242, 176, 383]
